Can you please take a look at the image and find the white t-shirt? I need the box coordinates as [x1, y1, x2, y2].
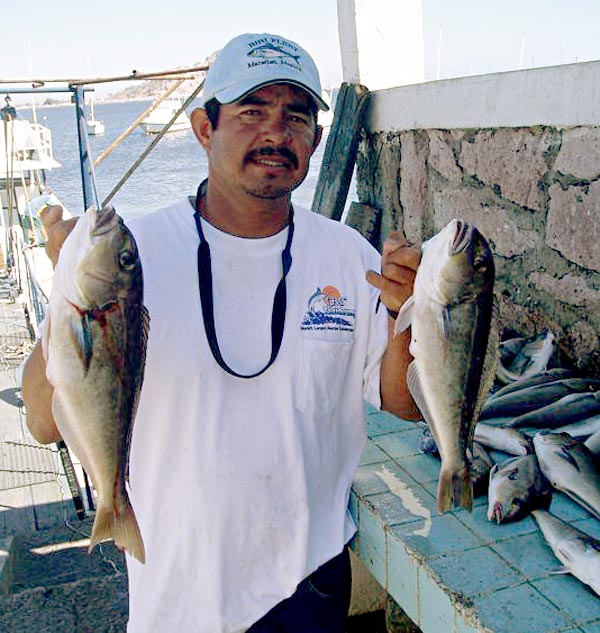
[125, 199, 387, 633]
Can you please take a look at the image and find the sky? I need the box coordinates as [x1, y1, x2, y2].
[3, 0, 600, 102]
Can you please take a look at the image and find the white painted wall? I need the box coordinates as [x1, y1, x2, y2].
[336, 0, 424, 90]
[367, 60, 600, 131]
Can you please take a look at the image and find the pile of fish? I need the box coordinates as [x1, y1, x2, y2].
[44, 204, 148, 563]
[398, 219, 600, 596]
[420, 334, 600, 596]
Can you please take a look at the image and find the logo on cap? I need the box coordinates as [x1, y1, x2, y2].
[247, 37, 302, 72]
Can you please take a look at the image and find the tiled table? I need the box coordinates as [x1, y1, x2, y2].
[350, 404, 600, 633]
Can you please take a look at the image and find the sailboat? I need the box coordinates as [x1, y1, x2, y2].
[86, 58, 105, 136]
[87, 97, 105, 136]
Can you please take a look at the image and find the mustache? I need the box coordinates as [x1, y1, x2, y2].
[246, 147, 299, 169]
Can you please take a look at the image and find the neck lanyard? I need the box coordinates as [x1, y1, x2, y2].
[193, 181, 294, 379]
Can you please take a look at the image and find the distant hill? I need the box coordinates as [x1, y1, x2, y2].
[106, 55, 213, 103]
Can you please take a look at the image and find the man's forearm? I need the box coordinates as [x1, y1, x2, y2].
[22, 341, 61, 444]
[380, 318, 421, 420]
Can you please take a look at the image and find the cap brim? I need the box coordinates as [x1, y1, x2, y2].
[215, 79, 330, 111]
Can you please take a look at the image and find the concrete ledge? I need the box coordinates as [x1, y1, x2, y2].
[367, 60, 600, 131]
[350, 404, 600, 633]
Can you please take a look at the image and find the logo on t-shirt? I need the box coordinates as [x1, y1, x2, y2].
[300, 286, 356, 332]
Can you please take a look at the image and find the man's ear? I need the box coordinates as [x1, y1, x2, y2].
[312, 124, 323, 154]
[190, 108, 213, 151]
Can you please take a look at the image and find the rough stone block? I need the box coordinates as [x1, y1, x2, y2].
[432, 188, 539, 257]
[547, 181, 600, 271]
[554, 127, 600, 180]
[458, 128, 555, 211]
[427, 130, 462, 182]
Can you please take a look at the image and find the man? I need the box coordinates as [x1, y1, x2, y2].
[23, 33, 419, 633]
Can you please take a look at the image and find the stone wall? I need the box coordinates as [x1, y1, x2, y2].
[353, 125, 600, 375]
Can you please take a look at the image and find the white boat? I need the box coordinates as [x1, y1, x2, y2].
[86, 100, 105, 136]
[140, 97, 191, 134]
[0, 101, 69, 327]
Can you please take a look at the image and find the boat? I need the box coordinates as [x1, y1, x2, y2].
[86, 98, 105, 136]
[0, 97, 69, 324]
[140, 97, 191, 134]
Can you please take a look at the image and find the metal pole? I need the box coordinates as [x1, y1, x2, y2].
[72, 85, 100, 210]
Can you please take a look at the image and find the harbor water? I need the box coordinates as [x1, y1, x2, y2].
[24, 99, 341, 222]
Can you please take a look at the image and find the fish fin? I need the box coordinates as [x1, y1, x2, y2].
[406, 362, 437, 437]
[69, 312, 94, 372]
[549, 567, 571, 575]
[437, 464, 473, 513]
[89, 499, 146, 564]
[394, 295, 414, 336]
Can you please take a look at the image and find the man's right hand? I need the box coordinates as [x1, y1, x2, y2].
[39, 205, 78, 268]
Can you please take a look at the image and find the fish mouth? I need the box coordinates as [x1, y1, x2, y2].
[90, 206, 119, 238]
[450, 220, 475, 254]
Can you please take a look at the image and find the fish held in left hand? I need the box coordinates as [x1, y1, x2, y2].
[395, 219, 499, 513]
[44, 205, 149, 563]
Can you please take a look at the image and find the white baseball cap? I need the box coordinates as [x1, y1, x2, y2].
[200, 33, 330, 111]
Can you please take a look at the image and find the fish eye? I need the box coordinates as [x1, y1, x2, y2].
[118, 249, 136, 270]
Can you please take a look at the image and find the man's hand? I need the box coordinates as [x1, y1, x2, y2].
[366, 231, 420, 316]
[39, 205, 78, 268]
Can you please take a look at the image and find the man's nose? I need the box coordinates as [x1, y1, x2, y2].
[261, 113, 292, 144]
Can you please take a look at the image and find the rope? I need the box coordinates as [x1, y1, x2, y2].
[102, 78, 205, 207]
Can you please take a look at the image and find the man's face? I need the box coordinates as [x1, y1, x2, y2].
[196, 83, 322, 201]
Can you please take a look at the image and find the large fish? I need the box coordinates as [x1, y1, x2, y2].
[395, 219, 498, 513]
[585, 429, 600, 455]
[480, 377, 600, 420]
[487, 454, 552, 523]
[508, 391, 600, 429]
[533, 432, 600, 521]
[44, 205, 148, 563]
[489, 368, 574, 400]
[532, 509, 600, 596]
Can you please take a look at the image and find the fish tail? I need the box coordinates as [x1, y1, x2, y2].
[89, 501, 146, 564]
[437, 465, 473, 513]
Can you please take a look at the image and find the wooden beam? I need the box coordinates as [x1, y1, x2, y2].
[312, 83, 370, 221]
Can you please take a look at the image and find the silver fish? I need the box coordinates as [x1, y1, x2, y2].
[45, 205, 148, 563]
[489, 368, 574, 400]
[533, 432, 600, 520]
[553, 413, 600, 441]
[532, 509, 600, 596]
[480, 377, 600, 420]
[508, 391, 600, 429]
[496, 331, 556, 384]
[487, 454, 552, 523]
[395, 219, 498, 513]
[474, 423, 532, 456]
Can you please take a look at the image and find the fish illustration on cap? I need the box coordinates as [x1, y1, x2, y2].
[248, 42, 302, 64]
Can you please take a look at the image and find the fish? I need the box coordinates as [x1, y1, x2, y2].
[553, 413, 600, 441]
[533, 432, 600, 520]
[44, 205, 148, 563]
[480, 377, 600, 420]
[585, 429, 600, 456]
[532, 509, 600, 596]
[395, 218, 499, 513]
[474, 423, 532, 455]
[495, 331, 556, 384]
[489, 368, 575, 400]
[487, 454, 552, 523]
[248, 43, 301, 63]
[508, 391, 600, 429]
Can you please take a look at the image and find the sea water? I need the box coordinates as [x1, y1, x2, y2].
[25, 100, 350, 222]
